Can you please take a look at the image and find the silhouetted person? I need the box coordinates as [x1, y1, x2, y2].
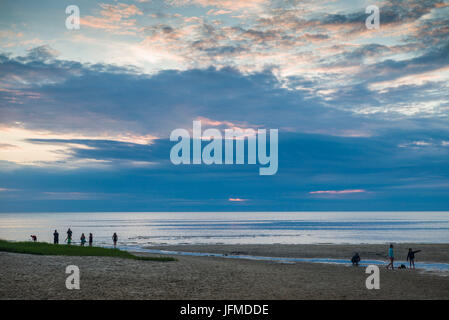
[80, 233, 86, 246]
[30, 235, 37, 242]
[407, 248, 421, 269]
[351, 252, 361, 266]
[53, 230, 59, 244]
[112, 233, 118, 248]
[65, 228, 73, 245]
[89, 233, 93, 247]
[386, 244, 395, 270]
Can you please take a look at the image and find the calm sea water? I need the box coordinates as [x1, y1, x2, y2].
[1, 212, 449, 247]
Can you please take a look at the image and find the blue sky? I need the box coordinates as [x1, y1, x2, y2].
[0, 0, 449, 211]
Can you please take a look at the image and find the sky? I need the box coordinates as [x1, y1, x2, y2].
[0, 0, 449, 212]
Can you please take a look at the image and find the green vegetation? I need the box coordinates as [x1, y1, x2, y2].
[0, 239, 176, 262]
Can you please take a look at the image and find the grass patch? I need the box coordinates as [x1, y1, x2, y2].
[0, 239, 176, 262]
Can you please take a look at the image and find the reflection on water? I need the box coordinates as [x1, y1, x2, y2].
[1, 211, 449, 246]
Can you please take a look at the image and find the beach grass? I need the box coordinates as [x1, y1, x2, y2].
[0, 239, 176, 262]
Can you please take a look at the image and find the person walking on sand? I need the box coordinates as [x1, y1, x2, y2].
[53, 230, 59, 244]
[65, 228, 73, 245]
[386, 244, 395, 270]
[80, 233, 86, 246]
[407, 248, 421, 270]
[112, 232, 118, 248]
[89, 233, 93, 247]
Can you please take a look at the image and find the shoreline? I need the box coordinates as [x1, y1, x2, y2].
[144, 243, 449, 263]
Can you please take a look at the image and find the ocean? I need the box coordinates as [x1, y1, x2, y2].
[1, 211, 449, 248]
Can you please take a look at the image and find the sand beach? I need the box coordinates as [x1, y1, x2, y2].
[1, 243, 449, 300]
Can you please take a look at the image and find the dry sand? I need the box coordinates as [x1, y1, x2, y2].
[1, 243, 449, 300]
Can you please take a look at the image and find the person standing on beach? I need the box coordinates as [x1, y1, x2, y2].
[53, 230, 59, 244]
[112, 233, 118, 248]
[407, 248, 421, 270]
[66, 228, 73, 245]
[80, 233, 86, 246]
[386, 244, 395, 270]
[89, 233, 93, 247]
[351, 252, 361, 266]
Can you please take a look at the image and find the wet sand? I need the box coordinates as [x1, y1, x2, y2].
[1, 243, 449, 300]
[148, 243, 449, 263]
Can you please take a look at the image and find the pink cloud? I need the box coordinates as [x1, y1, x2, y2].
[81, 3, 142, 34]
[171, 0, 267, 12]
[207, 9, 233, 16]
[228, 198, 246, 202]
[309, 189, 366, 195]
[196, 116, 257, 132]
[196, 116, 236, 128]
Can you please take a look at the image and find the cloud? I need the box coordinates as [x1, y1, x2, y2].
[28, 0, 444, 105]
[368, 65, 449, 92]
[1, 129, 449, 211]
[168, 0, 268, 12]
[228, 197, 246, 202]
[0, 188, 17, 192]
[81, 2, 143, 34]
[1, 48, 449, 171]
[309, 189, 366, 195]
[398, 140, 433, 148]
[0, 51, 381, 139]
[1, 0, 449, 211]
[0, 126, 156, 166]
[26, 45, 59, 61]
[207, 9, 232, 16]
